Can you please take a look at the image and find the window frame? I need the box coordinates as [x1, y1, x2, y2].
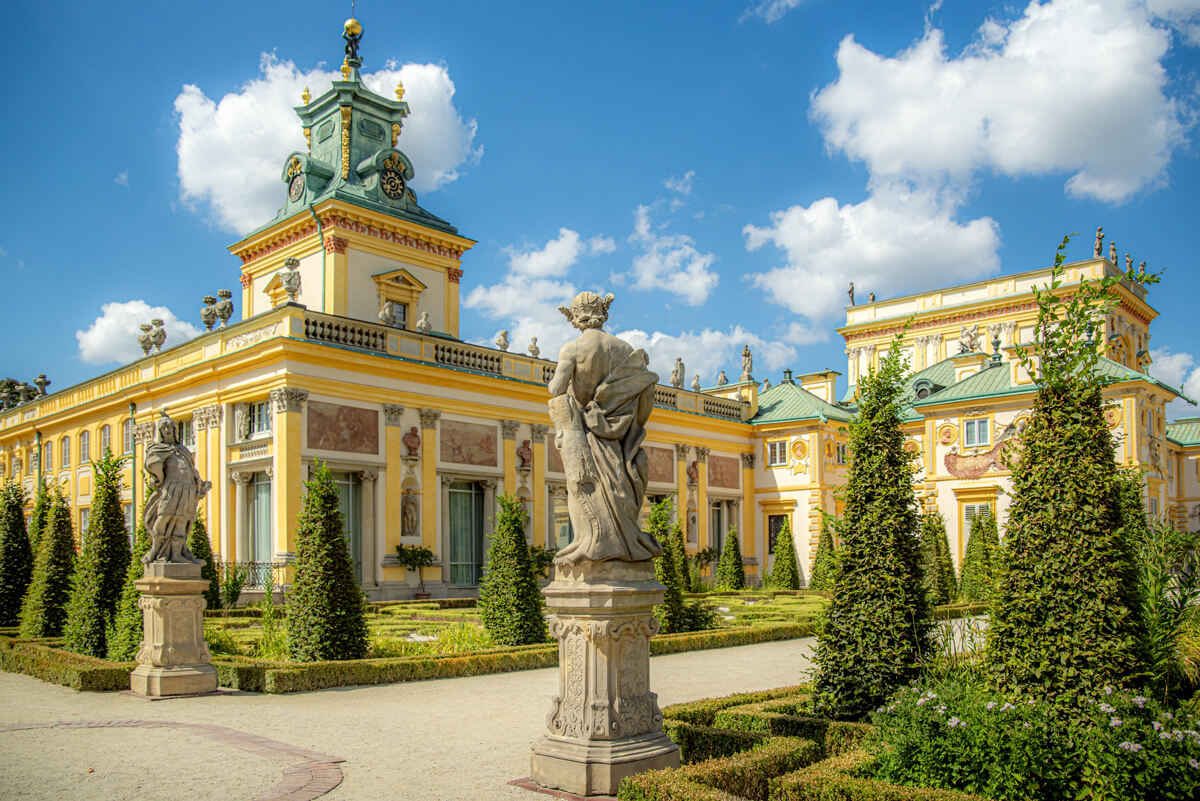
[765, 439, 788, 468]
[963, 417, 991, 448]
[60, 437, 70, 469]
[99, 425, 111, 455]
[79, 430, 90, 463]
[121, 419, 134, 454]
[249, 401, 271, 437]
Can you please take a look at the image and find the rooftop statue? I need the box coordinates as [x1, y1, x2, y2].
[670, 357, 684, 389]
[143, 413, 212, 564]
[547, 292, 661, 564]
[740, 345, 753, 382]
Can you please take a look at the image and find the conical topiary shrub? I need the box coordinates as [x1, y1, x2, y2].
[768, 518, 801, 590]
[651, 498, 687, 633]
[987, 240, 1147, 702]
[63, 452, 131, 656]
[958, 512, 998, 603]
[287, 461, 368, 662]
[19, 487, 76, 638]
[808, 512, 838, 592]
[27, 479, 49, 555]
[188, 517, 221, 612]
[0, 480, 33, 626]
[107, 524, 151, 661]
[479, 493, 547, 646]
[918, 512, 955, 606]
[715, 528, 745, 590]
[812, 336, 931, 720]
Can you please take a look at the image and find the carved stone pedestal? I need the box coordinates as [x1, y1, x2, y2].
[531, 561, 680, 797]
[129, 562, 218, 697]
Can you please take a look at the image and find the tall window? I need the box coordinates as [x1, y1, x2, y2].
[963, 418, 990, 448]
[79, 508, 90, 538]
[176, 419, 195, 450]
[768, 514, 787, 555]
[122, 419, 134, 454]
[42, 442, 52, 472]
[766, 440, 787, 467]
[79, 431, 90, 463]
[331, 472, 363, 583]
[964, 503, 991, 536]
[710, 500, 732, 554]
[448, 481, 485, 585]
[60, 437, 70, 469]
[99, 425, 111, 455]
[123, 504, 133, 540]
[251, 472, 273, 562]
[250, 402, 271, 436]
[835, 443, 847, 465]
[394, 303, 408, 330]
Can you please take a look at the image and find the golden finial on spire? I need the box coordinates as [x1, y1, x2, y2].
[395, 80, 406, 101]
[301, 86, 311, 105]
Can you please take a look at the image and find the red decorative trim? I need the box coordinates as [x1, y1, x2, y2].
[324, 235, 348, 254]
[324, 215, 464, 261]
[448, 267, 463, 284]
[239, 273, 252, 289]
[236, 224, 318, 265]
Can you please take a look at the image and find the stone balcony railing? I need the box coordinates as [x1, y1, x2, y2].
[1, 304, 750, 431]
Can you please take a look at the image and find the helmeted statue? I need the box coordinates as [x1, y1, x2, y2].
[143, 413, 212, 564]
[548, 292, 662, 564]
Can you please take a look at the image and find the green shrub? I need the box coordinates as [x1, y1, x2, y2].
[0, 480, 32, 626]
[19, 487, 76, 638]
[220, 561, 248, 609]
[715, 528, 745, 590]
[528, 543, 557, 579]
[63, 452, 130, 657]
[287, 461, 368, 661]
[662, 720, 770, 763]
[0, 639, 133, 691]
[768, 519, 801, 591]
[27, 479, 49, 555]
[651, 498, 687, 634]
[868, 677, 1200, 801]
[987, 239, 1146, 703]
[808, 513, 838, 593]
[1116, 465, 1152, 550]
[479, 493, 547, 646]
[256, 570, 289, 660]
[1135, 517, 1200, 703]
[957, 512, 997, 604]
[188, 517, 220, 611]
[917, 513, 954, 607]
[772, 749, 989, 801]
[106, 525, 151, 661]
[813, 333, 930, 721]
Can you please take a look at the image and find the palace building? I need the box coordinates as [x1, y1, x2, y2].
[2, 23, 1197, 598]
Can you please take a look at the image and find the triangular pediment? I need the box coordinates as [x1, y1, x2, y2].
[372, 267, 427, 292]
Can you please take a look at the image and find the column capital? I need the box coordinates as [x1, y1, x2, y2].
[531, 423, 550, 441]
[501, 419, 521, 440]
[419, 408, 442, 429]
[358, 468, 378, 482]
[383, 403, 405, 426]
[270, 387, 309, 414]
[231, 471, 252, 485]
[674, 444, 690, 460]
[741, 453, 756, 469]
[694, 446, 710, 463]
[193, 404, 223, 431]
[134, 421, 157, 445]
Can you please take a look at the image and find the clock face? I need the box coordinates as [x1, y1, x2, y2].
[381, 167, 406, 200]
[288, 173, 305, 202]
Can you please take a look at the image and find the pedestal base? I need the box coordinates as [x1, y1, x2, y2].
[130, 562, 218, 698]
[130, 663, 218, 697]
[531, 732, 680, 797]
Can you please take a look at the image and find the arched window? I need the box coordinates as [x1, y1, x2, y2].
[99, 425, 111, 455]
[60, 437, 70, 468]
[79, 430, 90, 462]
[42, 442, 52, 472]
[121, 419, 133, 454]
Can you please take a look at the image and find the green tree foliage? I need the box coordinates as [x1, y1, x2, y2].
[0, 480, 33, 626]
[287, 462, 368, 661]
[986, 237, 1152, 702]
[714, 528, 745, 590]
[107, 524, 151, 661]
[767, 518, 801, 590]
[27, 479, 49, 555]
[19, 487, 76, 638]
[958, 512, 999, 603]
[917, 512, 955, 606]
[479, 494, 548, 646]
[812, 334, 931, 720]
[1116, 466, 1151, 549]
[1135, 518, 1200, 703]
[668, 513, 690, 595]
[650, 499, 687, 633]
[808, 513, 838, 593]
[188, 517, 221, 611]
[63, 452, 131, 656]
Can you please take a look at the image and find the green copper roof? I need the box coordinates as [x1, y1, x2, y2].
[914, 360, 1019, 406]
[751, 381, 852, 425]
[1094, 357, 1194, 403]
[1167, 418, 1200, 446]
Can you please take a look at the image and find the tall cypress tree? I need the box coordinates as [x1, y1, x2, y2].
[715, 528, 745, 590]
[188, 517, 221, 611]
[287, 461, 368, 661]
[958, 512, 999, 603]
[27, 479, 50, 555]
[479, 494, 547, 646]
[107, 524, 151, 661]
[808, 513, 838, 592]
[651, 498, 686, 633]
[768, 518, 801, 590]
[918, 512, 955, 606]
[0, 480, 32, 626]
[987, 240, 1149, 702]
[19, 487, 76, 638]
[63, 452, 131, 656]
[813, 335, 931, 720]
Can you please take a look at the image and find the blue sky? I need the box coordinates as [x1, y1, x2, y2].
[3, 0, 1199, 416]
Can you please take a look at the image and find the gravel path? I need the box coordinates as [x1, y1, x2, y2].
[0, 636, 817, 801]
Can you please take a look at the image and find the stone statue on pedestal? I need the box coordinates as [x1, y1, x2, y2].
[670, 357, 684, 389]
[740, 345, 753, 382]
[143, 414, 212, 564]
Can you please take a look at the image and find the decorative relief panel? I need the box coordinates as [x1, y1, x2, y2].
[707, 455, 740, 490]
[306, 401, 379, 454]
[645, 446, 674, 484]
[439, 420, 498, 467]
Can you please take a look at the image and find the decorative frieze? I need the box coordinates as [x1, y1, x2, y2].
[134, 421, 157, 445]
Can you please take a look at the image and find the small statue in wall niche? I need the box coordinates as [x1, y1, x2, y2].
[235, 404, 251, 442]
[686, 461, 699, 485]
[401, 494, 419, 538]
[670, 357, 684, 389]
[716, 370, 728, 386]
[516, 439, 533, 469]
[528, 337, 540, 358]
[1094, 226, 1104, 258]
[415, 311, 432, 333]
[495, 330, 510, 351]
[403, 426, 421, 457]
[691, 374, 701, 392]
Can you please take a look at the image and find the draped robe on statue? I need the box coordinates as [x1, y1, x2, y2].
[549, 328, 661, 563]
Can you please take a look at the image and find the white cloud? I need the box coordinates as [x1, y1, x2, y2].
[627, 204, 719, 305]
[114, 171, 129, 187]
[741, 0, 807, 24]
[616, 327, 798, 387]
[175, 54, 480, 234]
[1149, 346, 1200, 418]
[745, 183, 1000, 321]
[75, 301, 203, 366]
[1147, 0, 1200, 45]
[810, 0, 1184, 203]
[664, 170, 696, 210]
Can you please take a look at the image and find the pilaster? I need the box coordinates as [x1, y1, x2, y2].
[674, 444, 689, 529]
[359, 469, 378, 589]
[270, 388, 308, 564]
[695, 446, 710, 554]
[740, 453, 756, 579]
[383, 404, 406, 582]
[418, 408, 441, 588]
[502, 419, 520, 497]
[324, 235, 349, 315]
[532, 424, 549, 548]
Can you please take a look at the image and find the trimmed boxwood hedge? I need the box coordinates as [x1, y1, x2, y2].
[770, 750, 988, 801]
[620, 736, 824, 801]
[0, 638, 133, 691]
